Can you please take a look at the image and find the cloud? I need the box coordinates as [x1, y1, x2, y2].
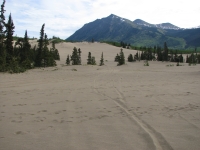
[3, 0, 200, 39]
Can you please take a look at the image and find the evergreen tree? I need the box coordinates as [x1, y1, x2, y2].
[50, 41, 60, 60]
[78, 48, 81, 65]
[21, 31, 31, 62]
[87, 52, 92, 64]
[14, 30, 32, 69]
[163, 42, 168, 61]
[91, 56, 96, 65]
[115, 53, 120, 62]
[43, 33, 49, 67]
[128, 54, 134, 62]
[5, 13, 15, 63]
[66, 54, 70, 65]
[44, 34, 56, 67]
[35, 24, 45, 67]
[99, 52, 104, 66]
[186, 55, 189, 63]
[71, 47, 79, 65]
[117, 49, 125, 66]
[179, 53, 183, 63]
[0, 0, 6, 71]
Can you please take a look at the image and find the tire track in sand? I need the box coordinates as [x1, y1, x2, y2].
[93, 66, 173, 150]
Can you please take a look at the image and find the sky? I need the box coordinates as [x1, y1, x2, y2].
[3, 0, 200, 39]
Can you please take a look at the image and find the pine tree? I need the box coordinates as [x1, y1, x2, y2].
[163, 42, 168, 61]
[128, 54, 134, 62]
[71, 47, 79, 65]
[43, 33, 49, 67]
[14, 30, 32, 69]
[21, 31, 31, 62]
[117, 49, 125, 66]
[5, 13, 15, 63]
[78, 48, 81, 65]
[91, 56, 96, 65]
[66, 54, 70, 65]
[115, 53, 119, 62]
[87, 52, 92, 64]
[50, 41, 60, 60]
[35, 24, 45, 67]
[0, 0, 6, 71]
[99, 52, 104, 66]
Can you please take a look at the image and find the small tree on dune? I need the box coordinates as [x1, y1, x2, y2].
[71, 47, 79, 65]
[91, 56, 96, 65]
[99, 52, 104, 66]
[78, 48, 81, 65]
[128, 54, 134, 62]
[117, 49, 125, 66]
[115, 53, 119, 62]
[35, 24, 45, 67]
[66, 54, 70, 65]
[87, 52, 92, 64]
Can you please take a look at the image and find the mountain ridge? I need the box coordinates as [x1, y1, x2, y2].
[67, 14, 200, 49]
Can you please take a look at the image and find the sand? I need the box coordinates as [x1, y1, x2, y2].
[0, 42, 200, 150]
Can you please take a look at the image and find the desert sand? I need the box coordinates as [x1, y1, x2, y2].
[0, 42, 200, 150]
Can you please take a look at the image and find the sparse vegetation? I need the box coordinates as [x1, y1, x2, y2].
[144, 60, 149, 66]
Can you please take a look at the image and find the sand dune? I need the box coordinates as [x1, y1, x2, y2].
[0, 42, 200, 150]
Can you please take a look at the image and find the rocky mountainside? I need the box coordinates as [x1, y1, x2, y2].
[67, 14, 200, 49]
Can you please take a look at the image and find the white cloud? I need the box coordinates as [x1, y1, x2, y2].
[3, 0, 200, 39]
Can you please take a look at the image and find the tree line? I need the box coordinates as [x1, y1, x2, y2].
[0, 0, 60, 73]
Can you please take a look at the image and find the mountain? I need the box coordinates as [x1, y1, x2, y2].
[133, 19, 180, 30]
[67, 14, 200, 49]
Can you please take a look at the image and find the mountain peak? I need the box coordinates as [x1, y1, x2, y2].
[133, 19, 180, 30]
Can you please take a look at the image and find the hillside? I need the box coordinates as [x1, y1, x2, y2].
[67, 14, 200, 49]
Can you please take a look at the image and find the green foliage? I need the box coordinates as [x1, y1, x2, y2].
[50, 42, 60, 60]
[128, 54, 134, 62]
[67, 14, 200, 49]
[71, 47, 81, 65]
[5, 13, 15, 64]
[66, 55, 70, 65]
[99, 52, 104, 66]
[115, 53, 120, 62]
[186, 53, 200, 64]
[144, 60, 149, 66]
[91, 56, 96, 65]
[117, 49, 125, 66]
[35, 24, 45, 67]
[87, 52, 92, 64]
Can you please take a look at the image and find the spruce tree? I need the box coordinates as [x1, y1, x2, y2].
[35, 24, 45, 67]
[163, 42, 168, 61]
[66, 54, 70, 65]
[43, 33, 48, 67]
[21, 31, 31, 63]
[91, 56, 96, 65]
[115, 53, 119, 62]
[0, 0, 6, 71]
[87, 52, 92, 64]
[71, 47, 79, 65]
[117, 49, 125, 66]
[128, 54, 134, 62]
[50, 41, 60, 60]
[5, 13, 15, 63]
[78, 48, 81, 65]
[99, 52, 104, 66]
[14, 30, 32, 69]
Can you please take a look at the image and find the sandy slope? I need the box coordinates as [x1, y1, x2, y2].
[0, 42, 200, 150]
